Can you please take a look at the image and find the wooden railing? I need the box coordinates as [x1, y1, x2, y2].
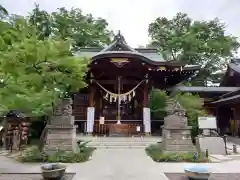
[93, 123, 144, 136]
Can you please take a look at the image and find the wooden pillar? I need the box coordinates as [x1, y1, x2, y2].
[89, 85, 95, 107]
[217, 106, 231, 135]
[233, 104, 240, 136]
[87, 84, 95, 135]
[143, 82, 151, 135]
[143, 83, 149, 107]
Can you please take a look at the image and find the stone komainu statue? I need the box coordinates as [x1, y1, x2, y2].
[164, 99, 188, 128]
[162, 98, 195, 152]
[54, 98, 73, 116]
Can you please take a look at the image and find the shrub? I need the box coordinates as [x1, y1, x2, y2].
[146, 144, 209, 163]
[149, 89, 168, 119]
[18, 146, 95, 163]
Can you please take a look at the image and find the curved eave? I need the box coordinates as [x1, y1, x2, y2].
[229, 63, 240, 73]
[220, 63, 240, 86]
[152, 69, 198, 88]
[91, 51, 198, 68]
[182, 65, 201, 71]
[212, 94, 240, 105]
[220, 58, 240, 86]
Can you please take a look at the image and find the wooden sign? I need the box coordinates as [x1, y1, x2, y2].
[99, 116, 105, 124]
[136, 126, 141, 132]
[158, 66, 166, 71]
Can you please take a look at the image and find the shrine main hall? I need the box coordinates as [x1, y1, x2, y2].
[72, 32, 200, 136]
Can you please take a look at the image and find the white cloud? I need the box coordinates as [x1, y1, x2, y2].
[1, 0, 240, 48]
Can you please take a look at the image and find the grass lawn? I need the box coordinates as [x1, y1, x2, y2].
[146, 143, 209, 162]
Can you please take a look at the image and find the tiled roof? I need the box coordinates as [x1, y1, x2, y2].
[229, 58, 240, 73]
[168, 86, 240, 93]
[75, 47, 165, 62]
[75, 31, 165, 62]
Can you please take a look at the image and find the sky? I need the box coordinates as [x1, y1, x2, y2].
[1, 0, 240, 48]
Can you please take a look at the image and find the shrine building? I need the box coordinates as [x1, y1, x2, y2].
[205, 59, 240, 136]
[73, 31, 200, 136]
[169, 59, 240, 137]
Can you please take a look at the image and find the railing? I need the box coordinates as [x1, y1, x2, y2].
[93, 123, 144, 136]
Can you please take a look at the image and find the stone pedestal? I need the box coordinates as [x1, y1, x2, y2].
[162, 99, 195, 153]
[44, 98, 78, 153]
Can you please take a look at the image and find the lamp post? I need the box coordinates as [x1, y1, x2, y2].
[117, 76, 121, 124]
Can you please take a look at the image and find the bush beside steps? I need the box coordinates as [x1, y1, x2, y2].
[146, 144, 209, 162]
[18, 140, 96, 163]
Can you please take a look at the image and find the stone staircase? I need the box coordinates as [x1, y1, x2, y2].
[76, 136, 162, 149]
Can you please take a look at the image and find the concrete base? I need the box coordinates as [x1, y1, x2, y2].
[86, 133, 93, 136]
[162, 128, 195, 152]
[44, 125, 78, 154]
[144, 132, 151, 136]
[43, 115, 78, 154]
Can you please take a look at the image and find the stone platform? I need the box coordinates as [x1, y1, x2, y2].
[0, 173, 75, 180]
[164, 173, 240, 180]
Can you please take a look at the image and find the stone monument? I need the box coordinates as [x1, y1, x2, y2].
[44, 98, 78, 153]
[161, 99, 195, 152]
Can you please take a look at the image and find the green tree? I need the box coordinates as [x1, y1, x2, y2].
[0, 18, 88, 116]
[174, 92, 207, 138]
[148, 13, 240, 85]
[28, 4, 52, 40]
[149, 89, 168, 119]
[28, 5, 113, 51]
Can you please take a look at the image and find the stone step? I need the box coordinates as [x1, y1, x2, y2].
[86, 141, 160, 144]
[85, 140, 160, 143]
[87, 143, 149, 148]
[76, 136, 161, 149]
[88, 145, 147, 149]
[88, 143, 150, 147]
[77, 137, 162, 142]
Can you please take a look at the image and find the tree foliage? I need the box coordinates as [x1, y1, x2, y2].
[0, 17, 88, 116]
[149, 89, 168, 119]
[174, 92, 207, 137]
[28, 4, 113, 51]
[148, 13, 240, 85]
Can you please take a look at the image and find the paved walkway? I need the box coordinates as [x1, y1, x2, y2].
[1, 149, 240, 180]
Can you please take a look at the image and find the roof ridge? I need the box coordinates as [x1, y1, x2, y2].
[100, 30, 138, 53]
